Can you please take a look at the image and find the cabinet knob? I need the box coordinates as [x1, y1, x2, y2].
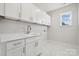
[13, 42, 22, 46]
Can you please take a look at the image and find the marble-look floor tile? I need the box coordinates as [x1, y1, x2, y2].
[41, 40, 77, 56]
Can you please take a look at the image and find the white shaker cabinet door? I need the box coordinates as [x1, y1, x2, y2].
[45, 14, 51, 25]
[7, 47, 24, 56]
[5, 3, 20, 20]
[0, 3, 4, 16]
[42, 12, 51, 26]
[6, 39, 25, 56]
[26, 41, 36, 56]
[0, 43, 6, 56]
[32, 6, 42, 24]
[26, 37, 41, 56]
[21, 3, 33, 21]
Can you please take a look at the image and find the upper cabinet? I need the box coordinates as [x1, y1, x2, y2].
[5, 3, 20, 20]
[34, 10, 51, 26]
[0, 3, 51, 26]
[0, 3, 4, 16]
[31, 5, 51, 26]
[32, 6, 42, 24]
[20, 3, 51, 26]
[21, 3, 34, 21]
[42, 12, 51, 25]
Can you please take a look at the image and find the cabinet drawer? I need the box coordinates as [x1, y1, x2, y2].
[6, 47, 23, 56]
[26, 36, 41, 43]
[7, 39, 25, 50]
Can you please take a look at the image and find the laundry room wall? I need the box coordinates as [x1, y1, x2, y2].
[0, 18, 43, 34]
[48, 4, 78, 46]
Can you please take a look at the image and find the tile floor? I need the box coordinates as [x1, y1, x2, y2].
[41, 40, 78, 56]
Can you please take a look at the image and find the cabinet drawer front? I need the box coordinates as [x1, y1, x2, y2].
[6, 47, 23, 56]
[26, 36, 41, 43]
[7, 40, 25, 50]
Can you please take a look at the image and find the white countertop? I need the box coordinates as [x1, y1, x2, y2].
[0, 33, 40, 43]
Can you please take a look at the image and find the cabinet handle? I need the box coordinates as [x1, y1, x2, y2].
[23, 47, 25, 54]
[13, 42, 22, 46]
[35, 42, 38, 47]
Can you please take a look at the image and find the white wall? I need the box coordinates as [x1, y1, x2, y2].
[48, 4, 78, 46]
[0, 18, 45, 34]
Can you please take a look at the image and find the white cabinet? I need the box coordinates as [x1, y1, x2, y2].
[6, 39, 25, 56]
[45, 14, 51, 25]
[41, 11, 51, 25]
[1, 3, 51, 26]
[26, 36, 42, 56]
[21, 3, 44, 24]
[21, 3, 34, 21]
[32, 6, 42, 24]
[5, 3, 20, 20]
[33, 9, 51, 26]
[26, 41, 36, 56]
[7, 47, 24, 56]
[0, 3, 4, 16]
[0, 43, 6, 56]
[21, 3, 51, 26]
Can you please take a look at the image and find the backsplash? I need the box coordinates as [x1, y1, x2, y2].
[0, 18, 43, 34]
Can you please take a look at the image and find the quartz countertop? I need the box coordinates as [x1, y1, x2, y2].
[0, 33, 40, 42]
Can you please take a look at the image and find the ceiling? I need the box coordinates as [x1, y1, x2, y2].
[34, 3, 71, 12]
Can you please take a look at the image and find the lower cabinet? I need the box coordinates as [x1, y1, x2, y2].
[0, 43, 6, 56]
[0, 36, 43, 56]
[26, 36, 42, 56]
[26, 41, 36, 56]
[6, 47, 25, 56]
[6, 39, 25, 56]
